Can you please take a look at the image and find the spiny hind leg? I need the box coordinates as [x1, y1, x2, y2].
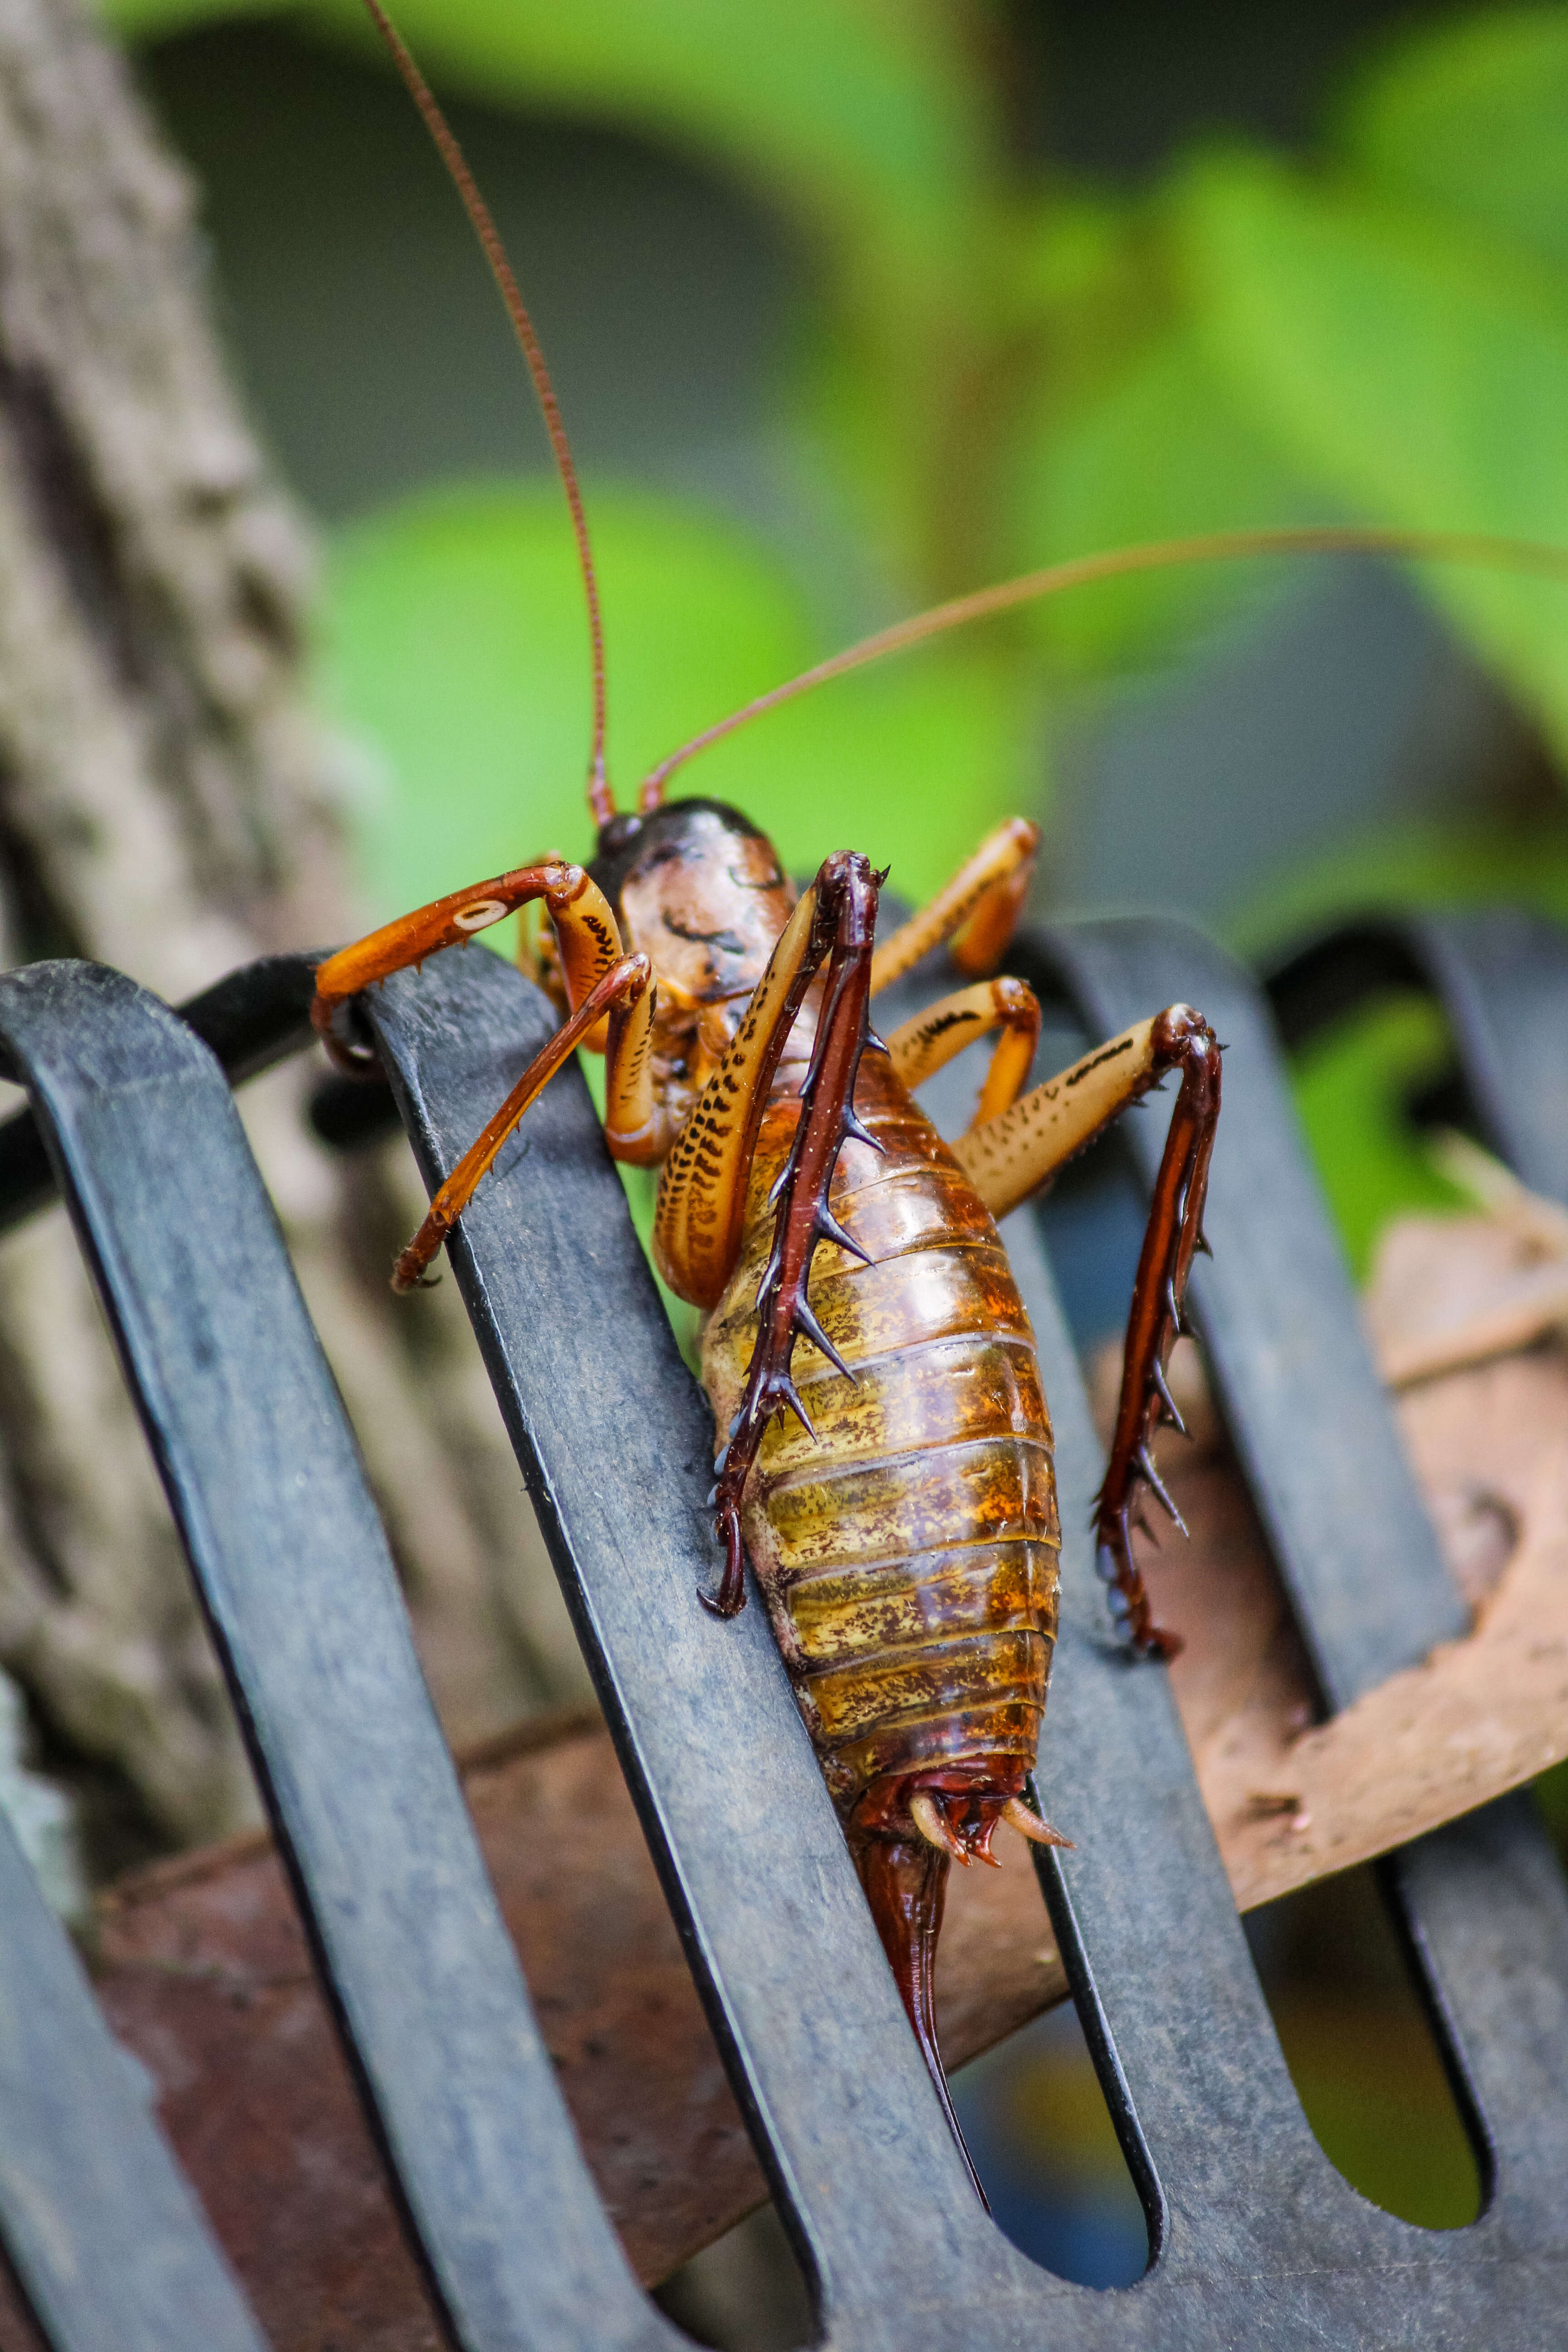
[954, 1006, 1222, 1656]
[869, 817, 1039, 997]
[884, 976, 1040, 1132]
[654, 854, 885, 1615]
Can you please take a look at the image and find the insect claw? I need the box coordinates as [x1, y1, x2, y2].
[1135, 1445, 1188, 1536]
[1001, 1797, 1073, 1851]
[792, 1296, 856, 1383]
[815, 1204, 871, 1263]
[1150, 1358, 1187, 1438]
[393, 1271, 441, 1292]
[1139, 1622, 1185, 1661]
[910, 1790, 968, 1863]
[700, 1501, 750, 1617]
[775, 1376, 817, 1440]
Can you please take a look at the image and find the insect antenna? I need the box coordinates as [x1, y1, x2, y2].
[361, 0, 614, 829]
[638, 524, 1568, 808]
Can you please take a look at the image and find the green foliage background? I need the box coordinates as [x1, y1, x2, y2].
[103, 0, 1568, 1269]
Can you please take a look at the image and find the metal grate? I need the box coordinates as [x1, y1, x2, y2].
[0, 906, 1565, 2349]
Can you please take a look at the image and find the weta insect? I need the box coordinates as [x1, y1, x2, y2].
[312, 1, 1568, 2189]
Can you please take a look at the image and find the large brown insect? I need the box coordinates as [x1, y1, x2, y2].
[313, 1, 1560, 2188]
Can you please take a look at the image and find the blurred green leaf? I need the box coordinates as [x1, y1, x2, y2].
[1290, 995, 1466, 1281]
[986, 191, 1331, 681]
[1341, 6, 1568, 278]
[103, 0, 1003, 589]
[1004, 314, 1325, 676]
[1230, 816, 1568, 964]
[105, 0, 988, 236]
[1237, 813, 1568, 1274]
[323, 477, 1038, 926]
[324, 480, 813, 914]
[1176, 152, 1568, 753]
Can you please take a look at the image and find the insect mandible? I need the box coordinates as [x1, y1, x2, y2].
[312, 0, 1568, 2192]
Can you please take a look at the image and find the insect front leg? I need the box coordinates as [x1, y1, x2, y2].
[312, 860, 667, 1287]
[388, 952, 656, 1290]
[951, 1006, 1222, 1656]
[883, 976, 1041, 1131]
[652, 852, 885, 1617]
[312, 859, 629, 1066]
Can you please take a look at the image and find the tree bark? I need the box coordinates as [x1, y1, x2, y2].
[0, 0, 588, 1860]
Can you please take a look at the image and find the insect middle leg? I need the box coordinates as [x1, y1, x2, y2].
[951, 1007, 1222, 1656]
[388, 951, 655, 1289]
[883, 976, 1041, 1131]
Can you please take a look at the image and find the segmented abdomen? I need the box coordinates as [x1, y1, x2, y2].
[701, 1055, 1059, 1814]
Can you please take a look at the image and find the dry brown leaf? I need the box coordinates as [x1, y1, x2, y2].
[1369, 1189, 1568, 1389]
[1145, 1207, 1568, 1913]
[1215, 1431, 1568, 1908]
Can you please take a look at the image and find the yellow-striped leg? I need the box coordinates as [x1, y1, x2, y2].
[884, 977, 1041, 1133]
[868, 818, 1039, 998]
[954, 1005, 1222, 1658]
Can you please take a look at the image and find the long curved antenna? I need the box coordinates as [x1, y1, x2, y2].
[362, 0, 614, 829]
[638, 525, 1568, 810]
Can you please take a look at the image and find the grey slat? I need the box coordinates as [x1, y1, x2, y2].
[1023, 916, 1465, 1705]
[1402, 908, 1568, 1196]
[0, 959, 673, 2352]
[1373, 906, 1568, 2245]
[1021, 915, 1568, 2271]
[0, 1799, 265, 2352]
[0, 951, 326, 1239]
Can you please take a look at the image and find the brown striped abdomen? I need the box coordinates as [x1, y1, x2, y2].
[701, 1053, 1059, 1817]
